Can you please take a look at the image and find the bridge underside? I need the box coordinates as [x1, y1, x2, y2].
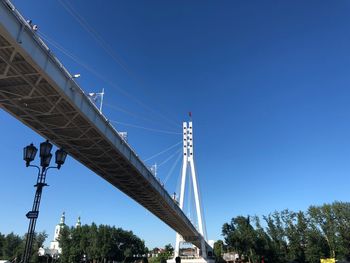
[0, 0, 211, 252]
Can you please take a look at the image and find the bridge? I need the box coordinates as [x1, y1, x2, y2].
[0, 0, 212, 259]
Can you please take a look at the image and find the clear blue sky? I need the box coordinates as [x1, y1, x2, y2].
[1, 0, 350, 249]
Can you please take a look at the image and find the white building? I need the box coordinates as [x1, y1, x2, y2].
[49, 212, 66, 254]
[38, 212, 81, 257]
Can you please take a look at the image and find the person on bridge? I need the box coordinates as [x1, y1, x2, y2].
[26, 19, 38, 31]
[175, 256, 181, 263]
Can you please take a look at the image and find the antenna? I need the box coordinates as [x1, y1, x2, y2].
[100, 88, 104, 113]
[87, 88, 104, 113]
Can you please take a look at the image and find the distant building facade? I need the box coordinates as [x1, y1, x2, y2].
[223, 252, 239, 263]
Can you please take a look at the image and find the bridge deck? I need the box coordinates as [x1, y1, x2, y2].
[0, 0, 209, 250]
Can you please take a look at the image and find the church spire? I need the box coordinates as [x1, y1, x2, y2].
[60, 212, 65, 225]
[75, 216, 81, 228]
[51, 212, 65, 252]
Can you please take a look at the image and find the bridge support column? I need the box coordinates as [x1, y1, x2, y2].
[170, 121, 213, 263]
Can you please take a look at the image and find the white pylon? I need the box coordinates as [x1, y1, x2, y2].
[174, 121, 207, 259]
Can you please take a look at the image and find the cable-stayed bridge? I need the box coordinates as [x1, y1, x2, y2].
[0, 0, 212, 260]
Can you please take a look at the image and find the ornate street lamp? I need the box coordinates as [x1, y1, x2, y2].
[22, 140, 68, 263]
[23, 143, 37, 167]
[39, 140, 53, 158]
[55, 148, 67, 169]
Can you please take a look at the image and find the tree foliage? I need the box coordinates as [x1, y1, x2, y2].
[213, 240, 225, 262]
[58, 223, 146, 263]
[222, 202, 350, 263]
[0, 231, 47, 262]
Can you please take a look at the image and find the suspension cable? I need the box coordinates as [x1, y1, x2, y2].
[103, 102, 171, 128]
[110, 120, 181, 135]
[144, 141, 182, 162]
[57, 0, 132, 76]
[158, 148, 182, 167]
[57, 0, 180, 129]
[163, 151, 182, 185]
[38, 31, 180, 130]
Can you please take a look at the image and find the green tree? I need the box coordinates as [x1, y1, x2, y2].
[332, 201, 350, 260]
[213, 240, 224, 262]
[308, 204, 337, 258]
[30, 231, 48, 263]
[264, 212, 288, 263]
[58, 226, 72, 263]
[222, 216, 258, 262]
[59, 223, 147, 263]
[0, 232, 5, 259]
[221, 202, 350, 263]
[304, 226, 329, 263]
[252, 216, 273, 263]
[281, 210, 307, 262]
[123, 247, 133, 262]
[2, 232, 23, 261]
[164, 244, 174, 258]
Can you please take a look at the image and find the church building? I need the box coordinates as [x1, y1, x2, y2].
[38, 212, 81, 258]
[49, 212, 66, 254]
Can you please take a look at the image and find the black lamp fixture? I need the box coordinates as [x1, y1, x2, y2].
[24, 140, 67, 169]
[23, 143, 38, 167]
[40, 153, 52, 168]
[39, 140, 53, 157]
[55, 148, 67, 169]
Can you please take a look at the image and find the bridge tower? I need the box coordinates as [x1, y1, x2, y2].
[171, 121, 213, 263]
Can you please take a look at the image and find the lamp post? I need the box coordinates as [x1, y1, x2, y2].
[22, 140, 67, 263]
